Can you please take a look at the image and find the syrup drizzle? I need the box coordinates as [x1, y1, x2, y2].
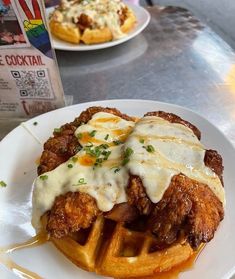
[118, 244, 205, 279]
[0, 233, 49, 279]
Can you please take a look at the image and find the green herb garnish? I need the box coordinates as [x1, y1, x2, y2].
[72, 157, 78, 163]
[67, 164, 73, 168]
[139, 139, 145, 144]
[77, 133, 83, 140]
[113, 140, 123, 145]
[0, 181, 7, 187]
[54, 128, 61, 133]
[40, 175, 48, 181]
[89, 130, 97, 137]
[114, 168, 120, 173]
[33, 121, 38, 126]
[77, 178, 87, 185]
[100, 144, 109, 149]
[143, 145, 155, 153]
[83, 144, 112, 168]
[122, 147, 134, 166]
[104, 134, 109, 140]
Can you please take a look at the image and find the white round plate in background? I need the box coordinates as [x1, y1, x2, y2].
[46, 4, 150, 51]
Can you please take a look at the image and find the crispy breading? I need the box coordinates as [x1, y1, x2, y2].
[47, 192, 100, 238]
[127, 175, 152, 215]
[204, 149, 224, 184]
[148, 174, 224, 249]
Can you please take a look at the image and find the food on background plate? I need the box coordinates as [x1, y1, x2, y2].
[32, 106, 225, 278]
[49, 0, 136, 44]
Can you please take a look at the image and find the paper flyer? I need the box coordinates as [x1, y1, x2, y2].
[0, 0, 65, 118]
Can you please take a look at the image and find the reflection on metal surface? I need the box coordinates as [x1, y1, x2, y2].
[57, 34, 148, 75]
[193, 32, 233, 77]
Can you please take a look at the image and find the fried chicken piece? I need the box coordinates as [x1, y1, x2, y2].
[204, 149, 224, 184]
[38, 124, 79, 175]
[127, 175, 152, 215]
[127, 112, 224, 249]
[104, 203, 139, 223]
[47, 192, 100, 238]
[77, 13, 93, 31]
[148, 174, 224, 249]
[39, 107, 135, 237]
[118, 7, 128, 25]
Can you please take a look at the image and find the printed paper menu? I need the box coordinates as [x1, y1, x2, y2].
[0, 0, 65, 117]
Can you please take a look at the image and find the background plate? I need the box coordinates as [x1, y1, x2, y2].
[46, 3, 150, 51]
[0, 100, 235, 279]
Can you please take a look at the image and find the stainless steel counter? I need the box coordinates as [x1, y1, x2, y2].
[1, 5, 235, 146]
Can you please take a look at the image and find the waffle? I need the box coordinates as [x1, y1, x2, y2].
[43, 215, 195, 278]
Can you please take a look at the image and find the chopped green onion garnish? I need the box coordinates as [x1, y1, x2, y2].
[77, 133, 83, 139]
[139, 139, 145, 144]
[114, 168, 120, 173]
[124, 147, 134, 157]
[113, 140, 123, 145]
[122, 157, 130, 166]
[0, 181, 7, 187]
[89, 130, 97, 137]
[104, 134, 109, 140]
[72, 157, 77, 163]
[143, 145, 155, 153]
[78, 178, 87, 185]
[33, 122, 38, 126]
[40, 175, 48, 181]
[67, 164, 73, 168]
[54, 128, 61, 133]
[122, 147, 134, 166]
[100, 144, 109, 149]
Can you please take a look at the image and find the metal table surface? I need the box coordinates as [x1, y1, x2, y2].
[1, 5, 235, 146]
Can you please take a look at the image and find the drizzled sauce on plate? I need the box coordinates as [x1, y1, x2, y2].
[0, 233, 48, 279]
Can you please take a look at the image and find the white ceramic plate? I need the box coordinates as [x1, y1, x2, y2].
[46, 4, 150, 51]
[0, 100, 235, 279]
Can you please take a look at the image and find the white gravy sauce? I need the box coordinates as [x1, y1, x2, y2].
[125, 116, 225, 205]
[32, 113, 225, 231]
[53, 0, 127, 39]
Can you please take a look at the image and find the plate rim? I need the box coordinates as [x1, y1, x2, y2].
[46, 4, 151, 51]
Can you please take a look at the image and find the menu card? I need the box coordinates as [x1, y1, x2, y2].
[0, 0, 65, 118]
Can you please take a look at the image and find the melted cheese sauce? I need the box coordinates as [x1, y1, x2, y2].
[53, 0, 127, 39]
[32, 113, 225, 231]
[125, 116, 225, 205]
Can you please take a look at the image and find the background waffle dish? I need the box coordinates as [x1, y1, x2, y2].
[49, 0, 136, 45]
[46, 3, 150, 51]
